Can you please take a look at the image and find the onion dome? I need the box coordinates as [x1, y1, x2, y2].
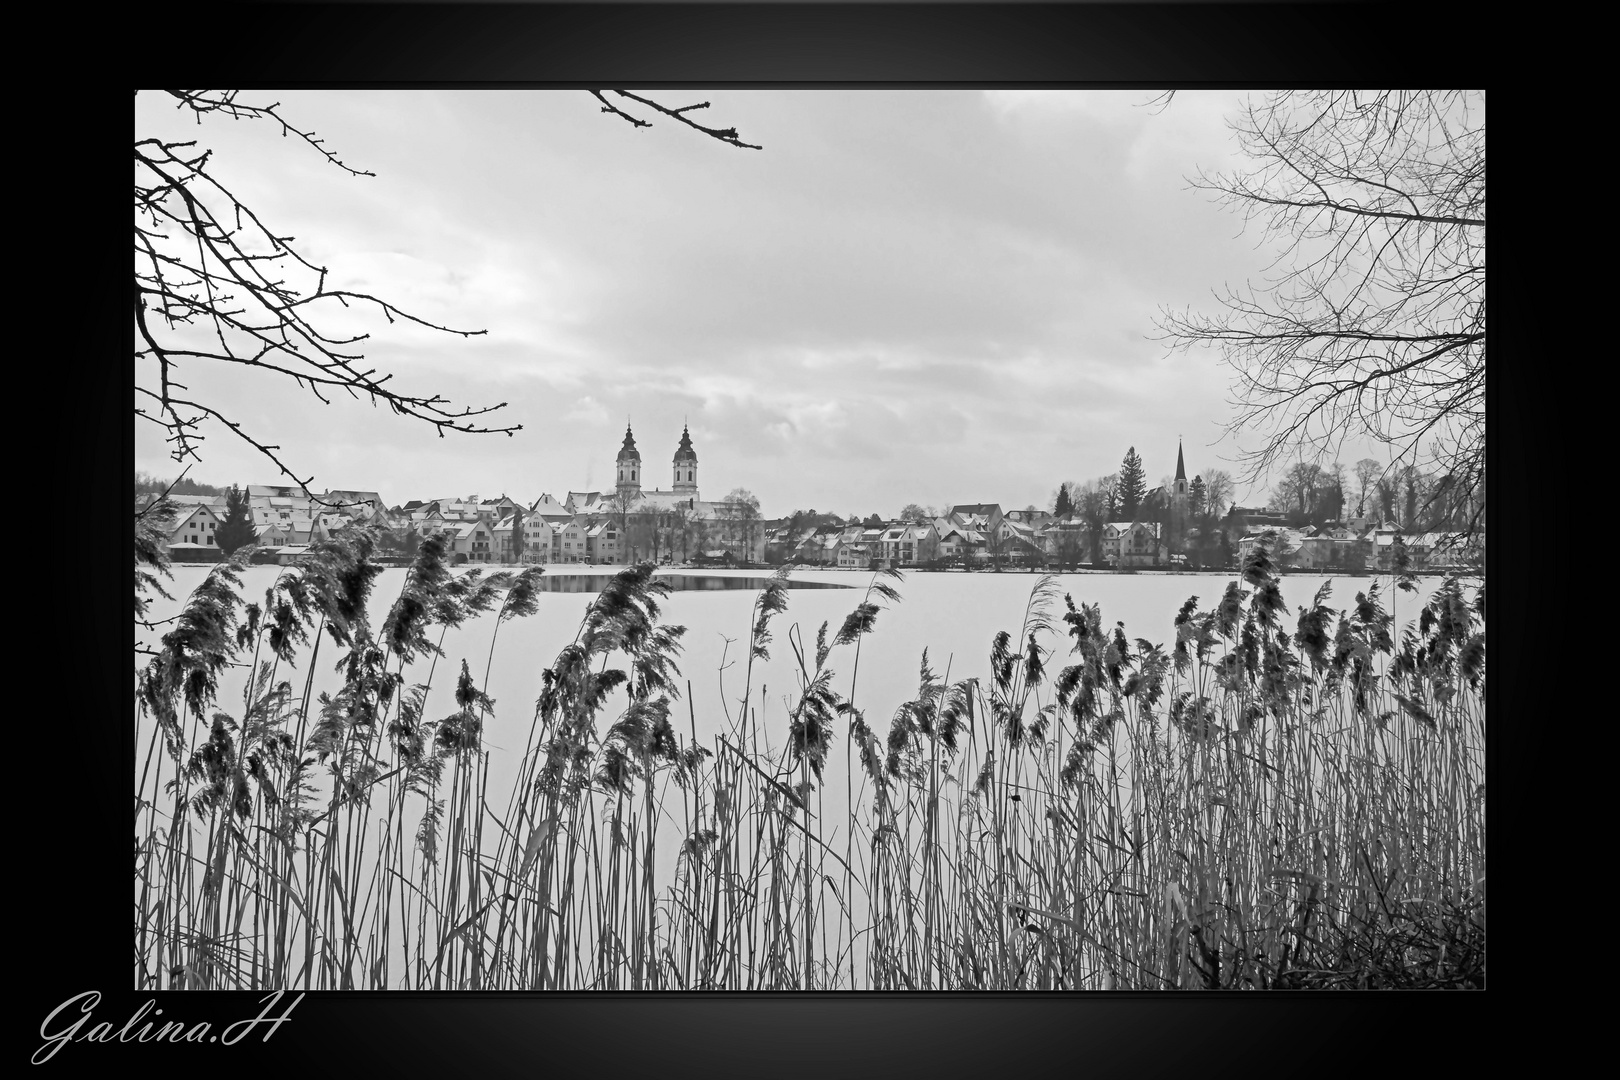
[673, 424, 697, 464]
[617, 423, 641, 463]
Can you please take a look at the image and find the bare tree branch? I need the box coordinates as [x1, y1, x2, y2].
[135, 90, 519, 499]
[590, 90, 762, 150]
[1154, 90, 1485, 543]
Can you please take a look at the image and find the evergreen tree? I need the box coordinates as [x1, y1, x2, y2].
[1119, 447, 1147, 520]
[1189, 473, 1208, 519]
[511, 506, 526, 563]
[215, 484, 256, 556]
[1053, 482, 1074, 518]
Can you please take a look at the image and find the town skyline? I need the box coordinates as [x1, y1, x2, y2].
[137, 420, 1243, 523]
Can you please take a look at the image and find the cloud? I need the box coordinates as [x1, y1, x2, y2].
[135, 89, 1308, 516]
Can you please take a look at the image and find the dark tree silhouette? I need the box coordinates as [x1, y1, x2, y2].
[511, 505, 526, 564]
[1118, 448, 1147, 520]
[215, 484, 257, 556]
[1052, 481, 1075, 518]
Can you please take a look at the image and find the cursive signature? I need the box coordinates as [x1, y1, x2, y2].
[34, 990, 303, 1064]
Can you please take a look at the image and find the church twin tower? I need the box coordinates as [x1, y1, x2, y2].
[615, 422, 699, 501]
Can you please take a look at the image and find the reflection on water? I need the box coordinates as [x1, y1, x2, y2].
[534, 573, 854, 593]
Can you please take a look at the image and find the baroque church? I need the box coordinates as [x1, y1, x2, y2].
[566, 422, 740, 524]
[614, 422, 703, 510]
[561, 422, 760, 563]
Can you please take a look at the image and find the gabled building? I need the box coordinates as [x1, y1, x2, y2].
[996, 518, 1044, 565]
[878, 521, 939, 566]
[322, 489, 386, 520]
[1105, 521, 1162, 567]
[529, 494, 574, 525]
[586, 521, 622, 564]
[948, 503, 1004, 531]
[170, 503, 222, 551]
[255, 522, 292, 549]
[836, 542, 870, 569]
[137, 491, 228, 517]
[935, 521, 986, 563]
[449, 520, 494, 563]
[1005, 508, 1052, 529]
[1041, 516, 1090, 565]
[554, 519, 589, 562]
[565, 491, 607, 515]
[1235, 527, 1308, 567]
[492, 514, 554, 564]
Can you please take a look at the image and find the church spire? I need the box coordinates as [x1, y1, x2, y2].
[616, 420, 641, 498]
[673, 423, 698, 494]
[1175, 438, 1186, 482]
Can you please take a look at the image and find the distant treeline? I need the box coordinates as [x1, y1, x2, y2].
[134, 471, 231, 498]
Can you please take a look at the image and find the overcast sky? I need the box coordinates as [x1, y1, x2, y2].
[135, 89, 1363, 518]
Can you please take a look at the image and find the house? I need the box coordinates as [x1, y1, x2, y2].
[1367, 528, 1479, 572]
[948, 504, 1004, 539]
[837, 543, 871, 569]
[565, 491, 607, 515]
[480, 495, 520, 521]
[876, 521, 938, 566]
[586, 521, 622, 564]
[935, 520, 986, 563]
[996, 519, 1043, 565]
[137, 491, 228, 518]
[164, 542, 221, 564]
[255, 522, 292, 549]
[765, 526, 802, 565]
[1042, 516, 1090, 564]
[554, 519, 590, 563]
[815, 530, 848, 566]
[169, 503, 223, 552]
[947, 505, 1007, 561]
[1224, 505, 1292, 531]
[322, 489, 386, 519]
[790, 530, 827, 565]
[529, 494, 574, 526]
[247, 484, 307, 506]
[1105, 521, 1162, 567]
[1235, 527, 1307, 567]
[837, 534, 873, 568]
[1005, 508, 1052, 529]
[492, 514, 554, 564]
[1295, 535, 1350, 570]
[449, 520, 494, 563]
